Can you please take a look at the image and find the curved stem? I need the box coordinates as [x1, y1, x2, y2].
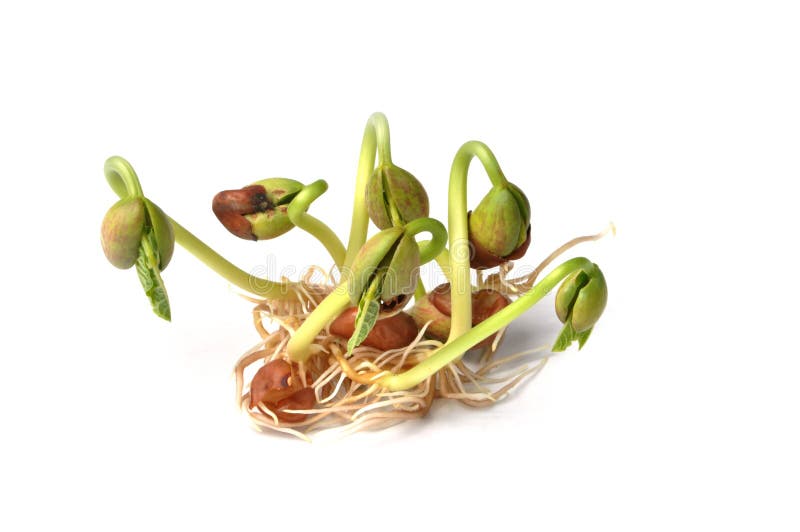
[380, 257, 595, 391]
[342, 112, 392, 269]
[169, 218, 297, 300]
[104, 156, 297, 301]
[404, 217, 447, 264]
[447, 141, 508, 342]
[287, 283, 351, 362]
[287, 180, 346, 267]
[105, 156, 144, 198]
[374, 113, 392, 166]
[406, 217, 447, 300]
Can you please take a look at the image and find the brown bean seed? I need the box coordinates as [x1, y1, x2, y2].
[330, 308, 419, 350]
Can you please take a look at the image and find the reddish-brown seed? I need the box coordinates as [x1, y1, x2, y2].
[422, 283, 511, 348]
[212, 185, 270, 240]
[471, 289, 511, 348]
[409, 294, 452, 342]
[472, 289, 511, 324]
[329, 308, 420, 350]
[249, 360, 316, 422]
[273, 387, 316, 423]
[429, 283, 454, 316]
[249, 359, 295, 408]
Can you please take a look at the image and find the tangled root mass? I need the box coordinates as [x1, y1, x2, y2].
[234, 264, 551, 442]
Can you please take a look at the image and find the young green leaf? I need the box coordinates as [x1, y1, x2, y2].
[577, 327, 593, 349]
[347, 299, 380, 354]
[552, 319, 594, 352]
[551, 320, 578, 352]
[347, 275, 382, 353]
[135, 228, 171, 321]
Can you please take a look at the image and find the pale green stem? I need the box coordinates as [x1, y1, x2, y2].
[434, 249, 452, 284]
[376, 115, 392, 166]
[105, 156, 143, 197]
[342, 112, 392, 269]
[287, 283, 352, 362]
[412, 245, 451, 298]
[447, 141, 508, 342]
[405, 217, 448, 300]
[404, 217, 447, 264]
[381, 257, 594, 391]
[168, 218, 297, 300]
[414, 279, 426, 300]
[104, 156, 296, 301]
[287, 180, 346, 267]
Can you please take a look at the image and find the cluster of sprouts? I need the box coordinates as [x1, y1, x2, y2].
[100, 113, 611, 440]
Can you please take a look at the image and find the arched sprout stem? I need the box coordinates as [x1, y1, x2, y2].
[379, 257, 595, 391]
[167, 219, 296, 300]
[342, 112, 392, 269]
[105, 156, 144, 198]
[287, 180, 346, 267]
[404, 217, 447, 264]
[446, 141, 509, 342]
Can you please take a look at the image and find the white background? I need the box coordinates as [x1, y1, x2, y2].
[1, 1, 798, 530]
